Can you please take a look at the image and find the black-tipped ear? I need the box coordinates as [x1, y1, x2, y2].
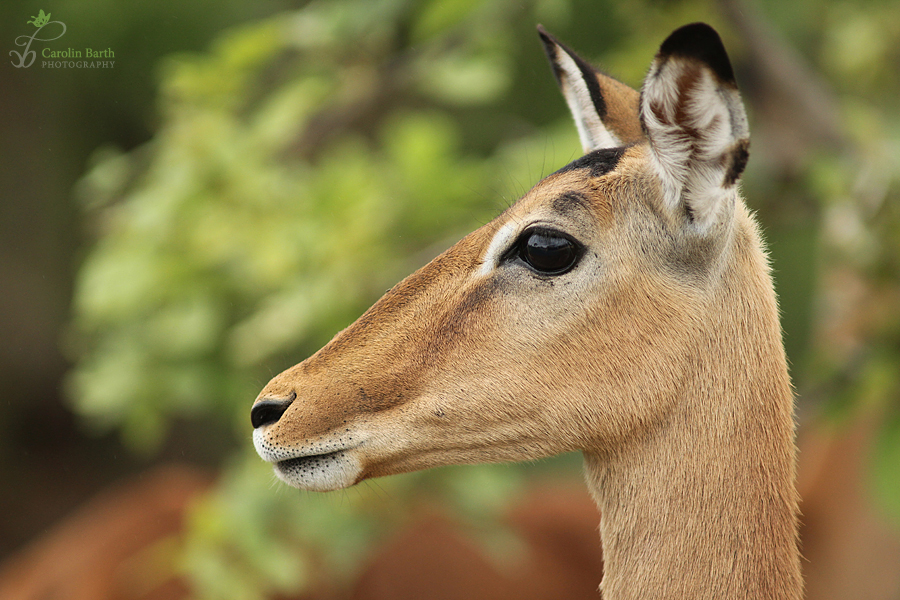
[640, 23, 749, 230]
[658, 23, 736, 85]
[538, 25, 642, 153]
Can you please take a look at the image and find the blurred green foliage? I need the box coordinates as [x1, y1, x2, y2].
[67, 0, 900, 596]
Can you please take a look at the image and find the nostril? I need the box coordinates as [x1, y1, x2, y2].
[251, 396, 295, 429]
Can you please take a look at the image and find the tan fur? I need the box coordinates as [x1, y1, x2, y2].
[252, 26, 803, 600]
[593, 76, 642, 145]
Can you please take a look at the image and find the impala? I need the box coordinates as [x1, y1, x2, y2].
[251, 23, 803, 599]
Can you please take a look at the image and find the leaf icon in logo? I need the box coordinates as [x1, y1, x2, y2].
[27, 10, 51, 28]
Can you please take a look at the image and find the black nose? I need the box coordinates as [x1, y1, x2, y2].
[251, 395, 295, 429]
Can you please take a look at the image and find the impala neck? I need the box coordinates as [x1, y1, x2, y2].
[583, 395, 801, 600]
[583, 264, 803, 599]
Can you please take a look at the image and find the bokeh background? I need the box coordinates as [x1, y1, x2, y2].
[1, 0, 899, 598]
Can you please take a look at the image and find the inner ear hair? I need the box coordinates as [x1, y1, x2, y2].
[639, 23, 750, 230]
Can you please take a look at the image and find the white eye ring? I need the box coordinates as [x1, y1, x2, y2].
[478, 221, 519, 276]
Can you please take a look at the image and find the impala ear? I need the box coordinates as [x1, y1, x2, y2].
[640, 23, 749, 230]
[538, 26, 643, 153]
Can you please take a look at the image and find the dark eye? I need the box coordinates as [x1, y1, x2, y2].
[511, 228, 583, 275]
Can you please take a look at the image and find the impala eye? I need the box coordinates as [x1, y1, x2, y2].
[510, 228, 583, 275]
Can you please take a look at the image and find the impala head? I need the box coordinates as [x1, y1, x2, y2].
[252, 24, 757, 492]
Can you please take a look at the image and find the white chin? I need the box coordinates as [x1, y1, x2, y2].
[272, 451, 361, 491]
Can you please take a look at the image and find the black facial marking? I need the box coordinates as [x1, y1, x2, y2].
[553, 146, 625, 178]
[658, 23, 736, 86]
[550, 192, 589, 215]
[537, 26, 607, 120]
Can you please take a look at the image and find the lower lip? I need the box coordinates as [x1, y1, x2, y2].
[275, 450, 344, 474]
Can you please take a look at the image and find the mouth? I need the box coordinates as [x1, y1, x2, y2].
[252, 425, 366, 491]
[273, 448, 361, 491]
[274, 449, 346, 476]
